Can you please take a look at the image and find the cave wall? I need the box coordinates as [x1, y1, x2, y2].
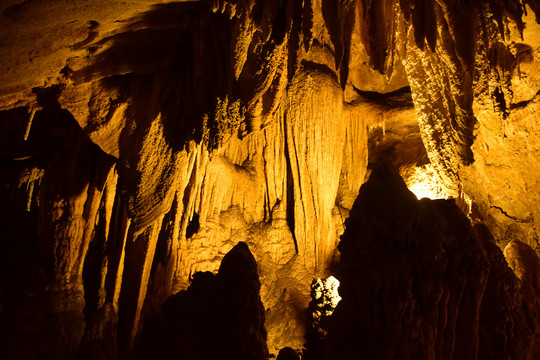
[1, 0, 540, 358]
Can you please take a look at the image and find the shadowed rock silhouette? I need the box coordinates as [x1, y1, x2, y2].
[134, 242, 268, 360]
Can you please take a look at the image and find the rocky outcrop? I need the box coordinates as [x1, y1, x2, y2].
[324, 163, 540, 359]
[134, 242, 268, 360]
[477, 227, 540, 360]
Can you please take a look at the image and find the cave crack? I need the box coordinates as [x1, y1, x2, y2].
[509, 89, 540, 110]
[491, 205, 533, 223]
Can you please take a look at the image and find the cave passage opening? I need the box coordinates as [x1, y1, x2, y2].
[403, 164, 448, 200]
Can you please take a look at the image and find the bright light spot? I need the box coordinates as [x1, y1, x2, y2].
[409, 182, 440, 200]
[312, 276, 341, 311]
[401, 164, 448, 200]
[307, 276, 342, 345]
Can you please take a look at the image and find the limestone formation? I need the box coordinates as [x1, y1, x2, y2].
[323, 163, 539, 359]
[1, 0, 540, 359]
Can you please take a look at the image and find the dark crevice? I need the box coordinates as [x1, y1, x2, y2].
[283, 120, 298, 254]
[337, 0, 356, 89]
[104, 198, 128, 305]
[353, 85, 414, 108]
[287, 0, 303, 83]
[492, 86, 508, 118]
[300, 60, 338, 82]
[150, 197, 177, 278]
[271, 2, 288, 46]
[117, 226, 144, 352]
[70, 21, 100, 50]
[185, 213, 200, 239]
[510, 89, 540, 110]
[82, 199, 108, 317]
[491, 205, 532, 223]
[321, 0, 343, 76]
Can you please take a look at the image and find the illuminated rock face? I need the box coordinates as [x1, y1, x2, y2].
[0, 0, 540, 359]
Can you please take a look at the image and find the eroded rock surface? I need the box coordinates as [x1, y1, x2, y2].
[323, 164, 540, 360]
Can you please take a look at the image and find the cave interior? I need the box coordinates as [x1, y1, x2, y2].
[1, 0, 540, 359]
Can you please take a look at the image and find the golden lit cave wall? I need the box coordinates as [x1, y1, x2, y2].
[354, 0, 540, 250]
[1, 0, 540, 358]
[54, 1, 403, 353]
[85, 5, 368, 353]
[0, 1, 375, 354]
[65, 69, 370, 353]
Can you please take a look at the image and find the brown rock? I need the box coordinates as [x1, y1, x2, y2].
[324, 164, 538, 359]
[134, 242, 268, 360]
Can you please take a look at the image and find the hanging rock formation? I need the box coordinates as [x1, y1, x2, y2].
[1, 0, 540, 358]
